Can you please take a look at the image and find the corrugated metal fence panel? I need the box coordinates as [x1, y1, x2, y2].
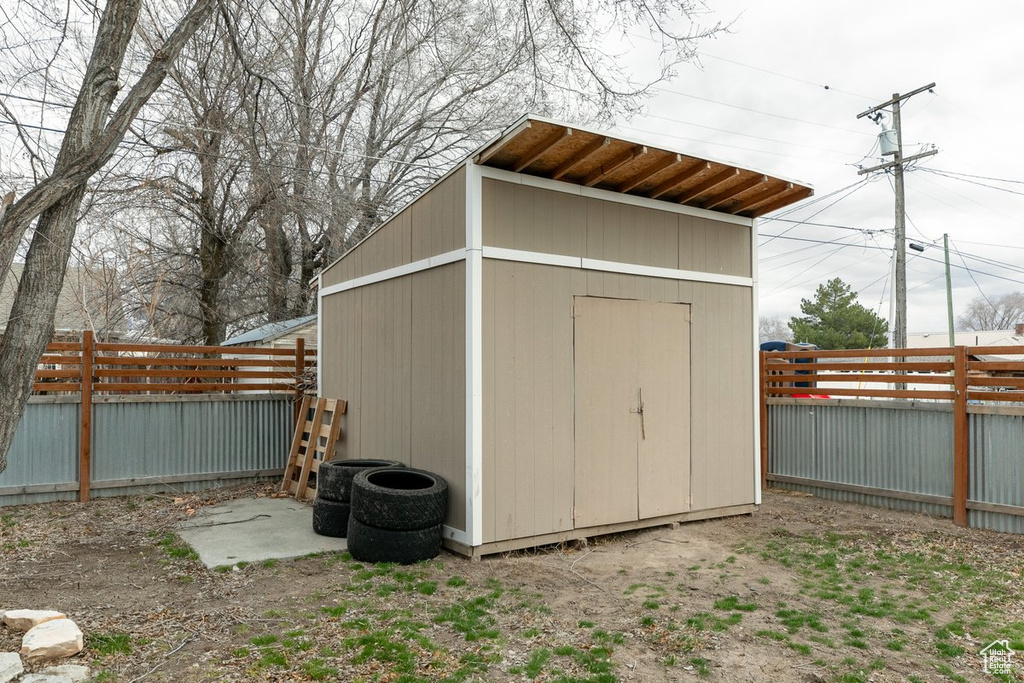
[90, 396, 292, 497]
[970, 411, 1024, 534]
[0, 400, 80, 505]
[769, 401, 952, 517]
[0, 396, 293, 506]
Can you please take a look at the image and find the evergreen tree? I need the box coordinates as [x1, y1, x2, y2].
[789, 278, 888, 349]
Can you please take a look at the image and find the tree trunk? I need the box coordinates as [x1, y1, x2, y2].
[263, 202, 292, 322]
[0, 0, 213, 473]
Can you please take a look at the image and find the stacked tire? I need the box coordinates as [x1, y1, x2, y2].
[347, 467, 448, 564]
[312, 459, 403, 537]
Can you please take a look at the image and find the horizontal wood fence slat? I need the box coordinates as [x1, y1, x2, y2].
[96, 356, 300, 368]
[767, 372, 954, 385]
[767, 361, 953, 373]
[767, 386, 954, 400]
[765, 346, 955, 360]
[93, 369, 297, 380]
[32, 382, 81, 392]
[95, 342, 301, 355]
[96, 382, 292, 393]
[970, 376, 1024, 388]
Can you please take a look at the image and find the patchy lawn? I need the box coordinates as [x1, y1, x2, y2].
[1, 485, 1023, 682]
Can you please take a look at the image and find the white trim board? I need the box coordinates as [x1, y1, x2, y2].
[318, 249, 466, 298]
[443, 525, 470, 546]
[464, 160, 485, 548]
[316, 271, 323, 392]
[751, 218, 762, 506]
[478, 164, 754, 227]
[483, 247, 753, 288]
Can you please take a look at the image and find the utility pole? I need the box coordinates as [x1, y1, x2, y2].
[944, 233, 955, 347]
[857, 83, 938, 349]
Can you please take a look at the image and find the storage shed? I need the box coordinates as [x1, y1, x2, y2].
[317, 116, 812, 557]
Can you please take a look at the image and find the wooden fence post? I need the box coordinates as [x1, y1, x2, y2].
[294, 337, 305, 423]
[952, 345, 969, 527]
[80, 330, 94, 503]
[759, 351, 769, 489]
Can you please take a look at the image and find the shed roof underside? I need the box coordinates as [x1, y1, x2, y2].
[475, 118, 813, 218]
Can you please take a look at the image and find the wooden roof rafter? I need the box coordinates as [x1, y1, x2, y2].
[649, 161, 710, 199]
[730, 182, 792, 215]
[750, 186, 813, 218]
[513, 127, 572, 173]
[701, 174, 767, 211]
[674, 167, 739, 205]
[618, 153, 682, 193]
[552, 136, 610, 180]
[582, 145, 647, 187]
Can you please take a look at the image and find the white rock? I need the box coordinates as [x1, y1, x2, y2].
[20, 619, 84, 663]
[19, 675, 76, 683]
[0, 652, 24, 683]
[33, 665, 90, 683]
[3, 610, 66, 632]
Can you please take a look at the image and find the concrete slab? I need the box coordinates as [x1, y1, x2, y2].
[176, 497, 346, 569]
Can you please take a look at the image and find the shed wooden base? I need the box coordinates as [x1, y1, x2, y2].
[442, 503, 758, 560]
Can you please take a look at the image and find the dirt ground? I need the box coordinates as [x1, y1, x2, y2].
[1, 484, 1022, 682]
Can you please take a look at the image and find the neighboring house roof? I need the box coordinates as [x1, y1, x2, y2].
[223, 315, 317, 347]
[908, 329, 1024, 363]
[0, 263, 128, 335]
[909, 330, 1024, 348]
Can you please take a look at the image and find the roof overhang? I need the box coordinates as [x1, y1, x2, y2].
[474, 116, 813, 218]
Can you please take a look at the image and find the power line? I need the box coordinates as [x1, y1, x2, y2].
[759, 178, 872, 246]
[765, 240, 867, 296]
[697, 53, 875, 102]
[951, 242, 1000, 314]
[650, 84, 873, 137]
[770, 217, 891, 234]
[918, 168, 1024, 197]
[639, 111, 861, 158]
[623, 31, 877, 103]
[921, 168, 1024, 186]
[761, 232, 1024, 286]
[760, 233, 868, 271]
[610, 122, 849, 165]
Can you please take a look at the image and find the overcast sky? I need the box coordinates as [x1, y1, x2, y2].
[610, 0, 1024, 335]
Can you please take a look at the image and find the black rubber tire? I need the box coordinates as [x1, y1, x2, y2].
[346, 516, 442, 564]
[350, 467, 448, 530]
[312, 497, 351, 538]
[316, 459, 404, 503]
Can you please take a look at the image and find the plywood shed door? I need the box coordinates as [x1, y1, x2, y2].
[573, 297, 691, 528]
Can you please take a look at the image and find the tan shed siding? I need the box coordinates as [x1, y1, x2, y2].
[319, 262, 467, 531]
[688, 283, 755, 509]
[409, 263, 467, 530]
[411, 165, 466, 261]
[321, 166, 466, 288]
[482, 261, 754, 543]
[483, 261, 582, 543]
[482, 178, 750, 277]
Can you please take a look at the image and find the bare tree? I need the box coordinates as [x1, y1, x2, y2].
[94, 0, 724, 339]
[0, 0, 214, 472]
[956, 292, 1024, 332]
[759, 315, 792, 344]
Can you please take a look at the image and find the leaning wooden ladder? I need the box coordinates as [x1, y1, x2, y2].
[281, 396, 347, 500]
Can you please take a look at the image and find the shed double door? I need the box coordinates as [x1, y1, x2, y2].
[573, 296, 691, 528]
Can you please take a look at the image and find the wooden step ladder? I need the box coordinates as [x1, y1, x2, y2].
[281, 396, 347, 500]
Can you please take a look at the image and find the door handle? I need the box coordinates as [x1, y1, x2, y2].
[629, 387, 646, 440]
